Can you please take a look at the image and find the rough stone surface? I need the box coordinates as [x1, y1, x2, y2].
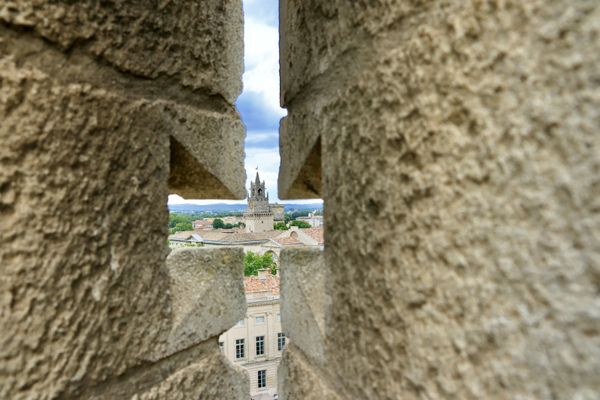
[278, 116, 322, 199]
[167, 108, 246, 199]
[280, 0, 427, 105]
[0, 24, 246, 200]
[156, 247, 246, 360]
[0, 2, 247, 398]
[0, 0, 243, 103]
[134, 342, 249, 400]
[278, 344, 341, 400]
[0, 53, 171, 399]
[279, 248, 326, 365]
[281, 0, 600, 399]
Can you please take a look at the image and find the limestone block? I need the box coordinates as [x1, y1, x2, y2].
[167, 105, 246, 200]
[0, 51, 170, 399]
[282, 0, 600, 398]
[0, 32, 246, 397]
[278, 116, 322, 199]
[280, 0, 425, 105]
[0, 0, 243, 102]
[0, 24, 246, 200]
[280, 248, 326, 365]
[152, 247, 246, 360]
[76, 340, 248, 399]
[134, 345, 249, 400]
[278, 344, 341, 400]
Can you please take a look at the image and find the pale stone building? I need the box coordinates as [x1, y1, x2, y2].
[270, 204, 285, 221]
[220, 272, 284, 399]
[295, 212, 323, 228]
[245, 172, 287, 232]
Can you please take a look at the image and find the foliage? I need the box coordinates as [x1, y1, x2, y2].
[290, 220, 311, 228]
[169, 213, 194, 232]
[244, 251, 277, 276]
[290, 210, 310, 220]
[273, 222, 289, 230]
[181, 243, 203, 247]
[213, 218, 241, 229]
[169, 212, 243, 232]
[168, 213, 193, 234]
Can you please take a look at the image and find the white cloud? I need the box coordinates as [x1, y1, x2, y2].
[243, 17, 286, 119]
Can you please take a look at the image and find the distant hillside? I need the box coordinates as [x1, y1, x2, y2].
[168, 203, 323, 213]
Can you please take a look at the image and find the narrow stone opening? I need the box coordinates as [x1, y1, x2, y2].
[166, 1, 323, 398]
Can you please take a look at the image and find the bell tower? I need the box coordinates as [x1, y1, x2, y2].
[248, 172, 270, 212]
[244, 171, 274, 232]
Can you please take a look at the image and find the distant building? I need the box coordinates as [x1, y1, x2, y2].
[269, 204, 285, 221]
[167, 232, 203, 247]
[219, 271, 283, 399]
[295, 212, 323, 228]
[168, 226, 324, 256]
[192, 219, 213, 230]
[244, 172, 276, 233]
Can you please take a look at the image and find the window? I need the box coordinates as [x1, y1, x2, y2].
[278, 333, 286, 351]
[219, 341, 224, 351]
[277, 313, 281, 322]
[257, 369, 266, 389]
[255, 315, 265, 324]
[235, 319, 245, 327]
[256, 335, 265, 356]
[235, 339, 245, 359]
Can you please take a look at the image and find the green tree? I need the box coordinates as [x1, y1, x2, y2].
[212, 218, 225, 229]
[273, 222, 288, 230]
[290, 220, 311, 228]
[290, 210, 310, 220]
[244, 251, 277, 276]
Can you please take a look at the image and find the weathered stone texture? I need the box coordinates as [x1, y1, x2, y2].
[279, 249, 326, 365]
[0, 0, 243, 102]
[134, 344, 249, 400]
[0, 1, 247, 398]
[0, 55, 170, 398]
[157, 248, 246, 360]
[278, 116, 322, 199]
[280, 0, 600, 399]
[278, 344, 341, 400]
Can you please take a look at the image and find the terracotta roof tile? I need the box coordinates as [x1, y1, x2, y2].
[244, 275, 280, 295]
[273, 236, 304, 246]
[300, 227, 324, 245]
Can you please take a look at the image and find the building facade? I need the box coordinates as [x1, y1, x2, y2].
[220, 272, 284, 399]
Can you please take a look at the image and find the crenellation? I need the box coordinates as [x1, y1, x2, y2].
[0, 0, 244, 103]
[0, 0, 247, 398]
[279, 0, 600, 399]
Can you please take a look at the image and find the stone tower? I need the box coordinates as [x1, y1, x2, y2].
[244, 172, 274, 232]
[248, 172, 270, 212]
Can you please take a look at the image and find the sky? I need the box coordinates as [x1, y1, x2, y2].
[168, 0, 321, 206]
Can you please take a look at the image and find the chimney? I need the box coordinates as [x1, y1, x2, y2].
[258, 269, 269, 281]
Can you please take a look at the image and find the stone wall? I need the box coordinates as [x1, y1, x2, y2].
[279, 1, 600, 399]
[0, 1, 248, 399]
